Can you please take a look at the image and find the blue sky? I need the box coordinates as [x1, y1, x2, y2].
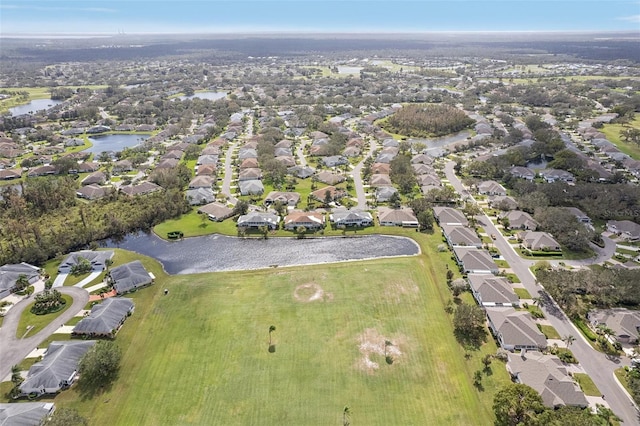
[1, 0, 639, 34]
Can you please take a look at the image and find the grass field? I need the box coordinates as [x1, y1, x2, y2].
[538, 324, 561, 340]
[601, 114, 640, 160]
[513, 288, 531, 299]
[41, 234, 509, 425]
[574, 373, 601, 396]
[16, 295, 73, 338]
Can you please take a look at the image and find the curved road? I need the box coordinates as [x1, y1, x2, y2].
[0, 286, 89, 381]
[445, 161, 639, 425]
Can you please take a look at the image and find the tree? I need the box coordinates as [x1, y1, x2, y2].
[295, 226, 307, 239]
[493, 383, 546, 426]
[78, 341, 121, 390]
[45, 408, 88, 426]
[453, 303, 487, 348]
[233, 200, 249, 216]
[384, 340, 394, 364]
[269, 325, 276, 346]
[14, 274, 29, 292]
[562, 334, 575, 348]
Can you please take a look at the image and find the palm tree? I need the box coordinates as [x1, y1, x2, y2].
[268, 325, 276, 346]
[10, 365, 22, 386]
[343, 406, 351, 426]
[562, 334, 575, 348]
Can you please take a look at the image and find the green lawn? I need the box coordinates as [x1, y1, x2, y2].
[16, 295, 73, 338]
[46, 234, 509, 425]
[573, 373, 601, 396]
[513, 288, 531, 299]
[538, 324, 561, 340]
[601, 114, 640, 160]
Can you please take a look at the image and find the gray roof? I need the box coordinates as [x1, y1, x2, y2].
[375, 186, 398, 202]
[441, 224, 482, 247]
[186, 188, 215, 205]
[73, 298, 134, 336]
[588, 308, 640, 342]
[478, 180, 506, 195]
[238, 179, 264, 195]
[109, 260, 152, 294]
[0, 402, 54, 426]
[58, 250, 114, 273]
[330, 208, 373, 225]
[467, 274, 519, 305]
[378, 207, 418, 224]
[433, 207, 468, 226]
[20, 341, 96, 396]
[507, 351, 588, 408]
[502, 210, 538, 230]
[0, 263, 40, 297]
[486, 308, 547, 349]
[453, 247, 498, 273]
[197, 202, 234, 220]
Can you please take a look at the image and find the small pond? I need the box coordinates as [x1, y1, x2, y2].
[178, 91, 227, 101]
[86, 134, 150, 154]
[106, 233, 420, 275]
[9, 99, 63, 116]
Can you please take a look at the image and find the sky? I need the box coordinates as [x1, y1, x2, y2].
[1, 0, 639, 35]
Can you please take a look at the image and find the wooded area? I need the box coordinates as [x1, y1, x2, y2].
[385, 104, 475, 137]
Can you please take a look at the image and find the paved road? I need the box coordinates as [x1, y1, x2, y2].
[352, 137, 378, 210]
[0, 286, 89, 381]
[295, 137, 309, 167]
[444, 161, 639, 425]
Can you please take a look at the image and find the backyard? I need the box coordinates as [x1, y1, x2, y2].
[47, 233, 509, 425]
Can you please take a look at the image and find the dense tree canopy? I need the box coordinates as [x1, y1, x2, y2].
[385, 104, 475, 137]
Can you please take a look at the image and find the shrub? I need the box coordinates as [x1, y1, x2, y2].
[574, 319, 598, 341]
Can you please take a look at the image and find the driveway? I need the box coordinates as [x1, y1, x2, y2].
[0, 286, 89, 381]
[444, 161, 639, 425]
[52, 272, 68, 288]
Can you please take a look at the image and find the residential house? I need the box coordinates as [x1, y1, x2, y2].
[77, 162, 100, 173]
[433, 206, 469, 226]
[370, 163, 390, 175]
[283, 211, 325, 231]
[452, 247, 499, 274]
[539, 169, 575, 183]
[238, 168, 263, 181]
[58, 250, 114, 273]
[188, 175, 214, 189]
[329, 208, 373, 227]
[411, 153, 434, 165]
[197, 202, 234, 222]
[81, 171, 107, 186]
[0, 262, 40, 299]
[264, 191, 301, 207]
[509, 166, 536, 181]
[240, 158, 259, 169]
[186, 188, 215, 205]
[606, 220, 640, 242]
[564, 207, 592, 227]
[417, 174, 441, 187]
[287, 165, 315, 179]
[19, 341, 96, 397]
[316, 171, 345, 185]
[441, 224, 483, 248]
[518, 231, 561, 251]
[485, 308, 547, 351]
[370, 174, 392, 187]
[274, 147, 292, 157]
[112, 159, 133, 173]
[375, 186, 398, 203]
[196, 164, 217, 176]
[109, 260, 154, 295]
[196, 155, 219, 166]
[0, 169, 21, 180]
[507, 351, 588, 408]
[76, 184, 106, 200]
[467, 274, 519, 307]
[156, 158, 179, 169]
[238, 180, 264, 196]
[588, 308, 640, 344]
[72, 297, 134, 338]
[120, 181, 162, 196]
[412, 163, 435, 175]
[377, 207, 419, 227]
[275, 156, 296, 167]
[238, 148, 258, 160]
[478, 180, 507, 196]
[27, 165, 58, 177]
[502, 210, 538, 231]
[237, 212, 280, 230]
[374, 153, 395, 164]
[488, 195, 519, 211]
[0, 402, 55, 425]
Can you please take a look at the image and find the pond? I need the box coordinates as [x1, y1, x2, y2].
[106, 233, 420, 274]
[8, 99, 63, 116]
[86, 134, 150, 154]
[177, 91, 227, 101]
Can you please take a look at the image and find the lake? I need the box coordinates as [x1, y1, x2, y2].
[178, 91, 227, 101]
[86, 134, 150, 154]
[8, 99, 63, 116]
[107, 233, 420, 274]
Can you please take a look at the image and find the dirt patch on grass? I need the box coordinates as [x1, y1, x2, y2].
[384, 280, 419, 303]
[293, 283, 332, 303]
[355, 328, 405, 374]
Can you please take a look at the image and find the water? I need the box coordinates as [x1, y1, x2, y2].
[8, 99, 63, 116]
[107, 233, 420, 274]
[178, 91, 227, 101]
[86, 134, 150, 154]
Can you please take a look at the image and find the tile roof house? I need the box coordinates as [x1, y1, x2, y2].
[274, 156, 297, 167]
[417, 174, 441, 187]
[188, 175, 215, 189]
[196, 164, 217, 176]
[467, 274, 519, 307]
[377, 207, 419, 227]
[283, 211, 325, 231]
[0, 402, 55, 425]
[0, 262, 40, 299]
[265, 191, 301, 207]
[310, 186, 346, 203]
[518, 231, 561, 251]
[370, 163, 390, 175]
[197, 202, 234, 222]
[502, 210, 538, 231]
[507, 351, 588, 408]
[485, 308, 548, 351]
[433, 206, 469, 226]
[240, 158, 259, 169]
[238, 168, 263, 181]
[186, 188, 215, 205]
[109, 260, 154, 295]
[452, 247, 499, 274]
[606, 220, 640, 242]
[238, 180, 264, 196]
[329, 208, 373, 227]
[19, 341, 96, 397]
[76, 184, 106, 200]
[369, 173, 393, 187]
[316, 171, 345, 185]
[588, 308, 640, 344]
[72, 297, 134, 338]
[478, 180, 507, 196]
[0, 169, 21, 180]
[58, 250, 114, 273]
[441, 224, 483, 248]
[237, 212, 280, 230]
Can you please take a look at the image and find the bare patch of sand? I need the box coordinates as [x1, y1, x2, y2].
[384, 280, 419, 303]
[293, 283, 332, 303]
[355, 328, 405, 374]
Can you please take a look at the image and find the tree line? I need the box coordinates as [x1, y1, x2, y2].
[385, 104, 475, 137]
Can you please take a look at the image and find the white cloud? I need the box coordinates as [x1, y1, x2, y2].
[618, 14, 640, 22]
[0, 4, 116, 13]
